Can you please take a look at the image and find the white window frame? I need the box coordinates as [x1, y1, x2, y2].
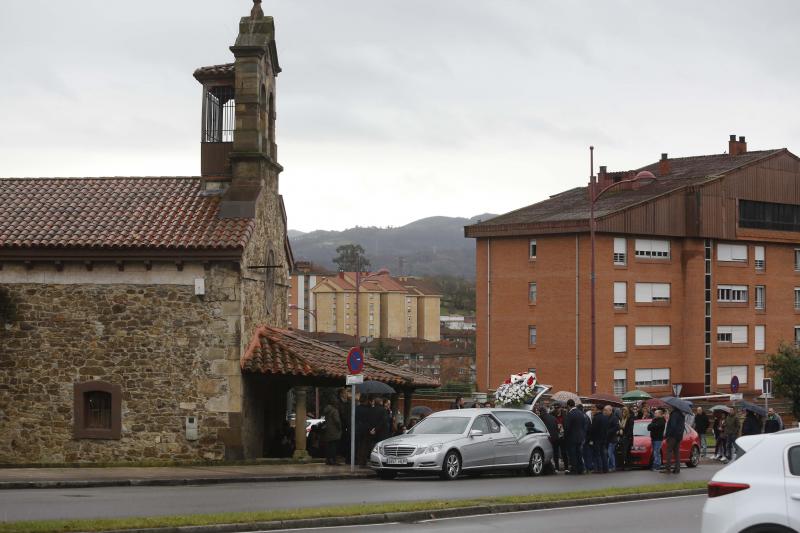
[528, 326, 537, 346]
[717, 285, 748, 303]
[717, 365, 748, 386]
[634, 239, 670, 259]
[613, 237, 627, 266]
[635, 282, 671, 303]
[717, 243, 748, 263]
[614, 326, 627, 353]
[755, 325, 765, 351]
[795, 326, 800, 348]
[529, 282, 537, 304]
[795, 250, 800, 272]
[634, 326, 670, 346]
[716, 325, 748, 344]
[635, 368, 670, 387]
[613, 282, 627, 310]
[754, 365, 765, 391]
[754, 245, 765, 270]
[755, 285, 765, 310]
[613, 369, 627, 396]
[795, 288, 800, 310]
[529, 239, 537, 260]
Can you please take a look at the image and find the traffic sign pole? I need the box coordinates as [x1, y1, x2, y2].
[347, 346, 364, 473]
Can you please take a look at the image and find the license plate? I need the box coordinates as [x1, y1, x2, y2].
[387, 457, 407, 465]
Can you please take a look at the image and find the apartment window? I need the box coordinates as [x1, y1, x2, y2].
[346, 303, 350, 310]
[613, 370, 627, 396]
[369, 303, 374, 312]
[635, 282, 670, 303]
[613, 282, 627, 310]
[717, 365, 748, 386]
[754, 365, 765, 391]
[614, 326, 627, 353]
[795, 288, 800, 310]
[754, 246, 765, 270]
[740, 199, 800, 232]
[795, 326, 800, 348]
[528, 282, 537, 304]
[717, 285, 748, 303]
[795, 250, 800, 271]
[369, 314, 374, 323]
[755, 286, 765, 310]
[613, 237, 627, 266]
[529, 239, 537, 259]
[755, 325, 765, 351]
[634, 239, 670, 259]
[528, 326, 537, 346]
[635, 368, 670, 387]
[716, 325, 747, 344]
[634, 326, 670, 346]
[717, 243, 748, 262]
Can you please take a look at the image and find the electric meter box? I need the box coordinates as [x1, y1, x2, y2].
[186, 416, 199, 441]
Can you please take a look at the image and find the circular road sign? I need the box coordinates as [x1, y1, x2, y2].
[730, 375, 740, 393]
[347, 347, 364, 374]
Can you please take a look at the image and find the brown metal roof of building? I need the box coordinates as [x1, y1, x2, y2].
[466, 149, 785, 235]
[241, 326, 439, 388]
[0, 177, 254, 251]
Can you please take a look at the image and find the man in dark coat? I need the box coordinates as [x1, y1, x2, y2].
[355, 396, 380, 466]
[741, 410, 762, 436]
[647, 409, 666, 471]
[563, 399, 586, 475]
[663, 406, 686, 474]
[589, 404, 610, 473]
[539, 407, 560, 470]
[322, 401, 342, 465]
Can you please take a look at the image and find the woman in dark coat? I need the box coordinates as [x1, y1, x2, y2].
[322, 401, 342, 465]
[741, 410, 762, 437]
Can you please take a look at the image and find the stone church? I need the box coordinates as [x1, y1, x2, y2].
[0, 1, 436, 465]
[0, 2, 293, 464]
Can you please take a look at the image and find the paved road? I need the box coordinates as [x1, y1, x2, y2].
[273, 495, 706, 533]
[0, 466, 719, 523]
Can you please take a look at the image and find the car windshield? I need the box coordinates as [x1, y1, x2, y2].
[633, 420, 649, 436]
[409, 416, 470, 435]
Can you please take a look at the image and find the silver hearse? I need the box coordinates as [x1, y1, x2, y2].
[369, 407, 554, 480]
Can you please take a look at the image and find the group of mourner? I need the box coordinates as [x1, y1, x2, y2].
[302, 389, 785, 475]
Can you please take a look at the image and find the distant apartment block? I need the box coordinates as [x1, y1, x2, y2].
[466, 135, 800, 397]
[290, 267, 441, 342]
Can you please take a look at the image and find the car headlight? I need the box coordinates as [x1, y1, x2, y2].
[372, 444, 381, 454]
[419, 443, 443, 454]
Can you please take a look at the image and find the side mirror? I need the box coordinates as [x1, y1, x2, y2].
[469, 429, 484, 438]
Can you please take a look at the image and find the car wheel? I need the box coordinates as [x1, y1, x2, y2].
[527, 448, 545, 477]
[685, 446, 700, 468]
[377, 470, 397, 480]
[439, 450, 461, 480]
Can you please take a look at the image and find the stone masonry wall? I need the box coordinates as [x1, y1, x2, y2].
[0, 262, 244, 464]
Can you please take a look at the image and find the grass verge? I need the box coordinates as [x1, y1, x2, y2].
[0, 481, 706, 533]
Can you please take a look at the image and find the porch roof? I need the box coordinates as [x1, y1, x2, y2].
[241, 326, 439, 389]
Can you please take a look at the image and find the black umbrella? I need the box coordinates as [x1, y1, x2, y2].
[410, 405, 432, 417]
[740, 401, 767, 417]
[661, 396, 693, 414]
[356, 380, 395, 395]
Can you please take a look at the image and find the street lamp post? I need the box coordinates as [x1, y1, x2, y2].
[589, 154, 653, 395]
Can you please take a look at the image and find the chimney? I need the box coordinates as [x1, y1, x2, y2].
[658, 153, 670, 176]
[598, 165, 609, 188]
[729, 134, 747, 156]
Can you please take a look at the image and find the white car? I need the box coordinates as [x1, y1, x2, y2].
[702, 429, 800, 533]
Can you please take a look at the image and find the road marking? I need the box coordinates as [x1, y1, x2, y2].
[242, 495, 706, 531]
[416, 494, 706, 523]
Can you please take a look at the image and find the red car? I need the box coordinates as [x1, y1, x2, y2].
[628, 418, 701, 469]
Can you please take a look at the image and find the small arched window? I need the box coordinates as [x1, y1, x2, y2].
[268, 92, 275, 157]
[74, 381, 122, 440]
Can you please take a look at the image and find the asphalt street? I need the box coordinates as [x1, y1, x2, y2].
[271, 495, 706, 533]
[0, 465, 720, 523]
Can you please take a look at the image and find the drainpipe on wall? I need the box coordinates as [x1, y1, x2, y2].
[575, 234, 580, 392]
[487, 238, 492, 391]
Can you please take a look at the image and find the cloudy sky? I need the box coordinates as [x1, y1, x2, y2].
[1, 1, 799, 232]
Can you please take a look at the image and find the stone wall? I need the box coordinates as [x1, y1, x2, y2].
[0, 261, 245, 464]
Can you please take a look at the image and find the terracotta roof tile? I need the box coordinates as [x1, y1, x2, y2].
[467, 149, 785, 232]
[0, 177, 254, 251]
[241, 327, 439, 388]
[193, 63, 235, 81]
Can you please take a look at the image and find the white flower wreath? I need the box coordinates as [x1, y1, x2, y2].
[494, 371, 538, 407]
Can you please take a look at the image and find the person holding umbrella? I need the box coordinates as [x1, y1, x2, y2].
[662, 397, 689, 474]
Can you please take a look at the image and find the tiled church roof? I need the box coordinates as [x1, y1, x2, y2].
[0, 177, 253, 250]
[241, 326, 439, 388]
[193, 63, 235, 81]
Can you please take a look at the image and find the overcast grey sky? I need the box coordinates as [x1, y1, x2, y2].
[1, 1, 799, 232]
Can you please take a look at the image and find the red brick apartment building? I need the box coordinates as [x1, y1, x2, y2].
[465, 135, 800, 397]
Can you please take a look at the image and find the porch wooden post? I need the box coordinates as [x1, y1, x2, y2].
[293, 387, 310, 460]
